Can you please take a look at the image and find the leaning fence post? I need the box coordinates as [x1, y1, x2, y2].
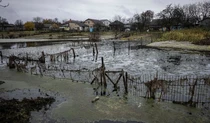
[39, 51, 45, 63]
[70, 48, 76, 59]
[0, 51, 2, 63]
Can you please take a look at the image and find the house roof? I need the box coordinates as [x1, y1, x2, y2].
[0, 24, 15, 27]
[110, 20, 124, 26]
[70, 20, 88, 27]
[100, 19, 111, 22]
[199, 18, 210, 26]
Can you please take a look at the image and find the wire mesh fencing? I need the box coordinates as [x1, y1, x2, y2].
[127, 73, 210, 108]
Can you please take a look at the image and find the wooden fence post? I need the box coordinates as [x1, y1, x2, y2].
[0, 51, 3, 63]
[93, 47, 95, 56]
[124, 72, 128, 94]
[101, 57, 107, 88]
[39, 51, 45, 63]
[95, 43, 98, 55]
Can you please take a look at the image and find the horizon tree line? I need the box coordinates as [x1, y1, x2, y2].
[0, 1, 210, 31]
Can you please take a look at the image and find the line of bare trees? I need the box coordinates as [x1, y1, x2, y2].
[112, 1, 210, 32]
[157, 2, 210, 30]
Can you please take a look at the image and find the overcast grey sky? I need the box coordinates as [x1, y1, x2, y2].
[0, 0, 204, 23]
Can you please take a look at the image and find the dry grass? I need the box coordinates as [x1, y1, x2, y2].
[158, 28, 210, 45]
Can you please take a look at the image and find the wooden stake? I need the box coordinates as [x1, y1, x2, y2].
[95, 43, 98, 55]
[70, 48, 76, 59]
[0, 51, 3, 63]
[125, 72, 128, 94]
[93, 47, 95, 56]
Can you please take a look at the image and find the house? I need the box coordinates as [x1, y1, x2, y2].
[149, 19, 162, 30]
[0, 24, 15, 31]
[124, 23, 131, 31]
[84, 19, 104, 28]
[109, 21, 124, 31]
[43, 24, 52, 31]
[100, 19, 111, 27]
[69, 20, 88, 31]
[199, 18, 210, 27]
[59, 24, 70, 31]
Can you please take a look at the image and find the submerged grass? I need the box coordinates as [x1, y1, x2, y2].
[158, 28, 210, 45]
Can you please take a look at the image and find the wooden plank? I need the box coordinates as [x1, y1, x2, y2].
[105, 71, 122, 73]
[105, 73, 115, 85]
[115, 74, 122, 85]
[91, 77, 97, 85]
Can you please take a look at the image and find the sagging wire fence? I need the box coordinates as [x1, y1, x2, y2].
[127, 73, 210, 108]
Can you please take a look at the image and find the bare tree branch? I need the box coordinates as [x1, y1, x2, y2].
[0, 0, 9, 7]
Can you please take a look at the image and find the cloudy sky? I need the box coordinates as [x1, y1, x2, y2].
[0, 0, 203, 23]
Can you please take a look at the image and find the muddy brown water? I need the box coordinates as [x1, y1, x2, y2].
[0, 40, 210, 122]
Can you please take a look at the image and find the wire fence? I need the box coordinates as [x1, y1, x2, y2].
[127, 73, 210, 108]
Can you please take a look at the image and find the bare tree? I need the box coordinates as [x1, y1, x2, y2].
[62, 19, 68, 24]
[33, 17, 44, 30]
[15, 20, 23, 28]
[0, 0, 9, 7]
[132, 10, 154, 31]
[33, 17, 43, 23]
[141, 10, 154, 29]
[0, 17, 8, 30]
[127, 17, 134, 24]
[53, 18, 59, 23]
[172, 5, 185, 25]
[133, 13, 143, 31]
[113, 15, 126, 23]
[157, 4, 175, 30]
[200, 1, 210, 19]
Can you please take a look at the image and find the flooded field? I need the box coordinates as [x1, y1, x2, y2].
[0, 40, 210, 123]
[1, 41, 210, 76]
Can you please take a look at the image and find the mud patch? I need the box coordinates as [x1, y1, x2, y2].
[0, 97, 55, 123]
[0, 80, 5, 85]
[0, 88, 66, 123]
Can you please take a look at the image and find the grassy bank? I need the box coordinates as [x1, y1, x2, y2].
[120, 31, 163, 41]
[158, 28, 210, 45]
[0, 31, 90, 39]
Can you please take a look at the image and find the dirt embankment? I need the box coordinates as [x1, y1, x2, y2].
[147, 40, 210, 52]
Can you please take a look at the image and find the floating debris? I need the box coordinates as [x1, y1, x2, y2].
[92, 96, 100, 103]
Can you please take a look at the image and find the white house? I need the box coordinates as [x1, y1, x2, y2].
[100, 19, 111, 27]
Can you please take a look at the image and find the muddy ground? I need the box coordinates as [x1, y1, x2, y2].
[0, 65, 210, 123]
